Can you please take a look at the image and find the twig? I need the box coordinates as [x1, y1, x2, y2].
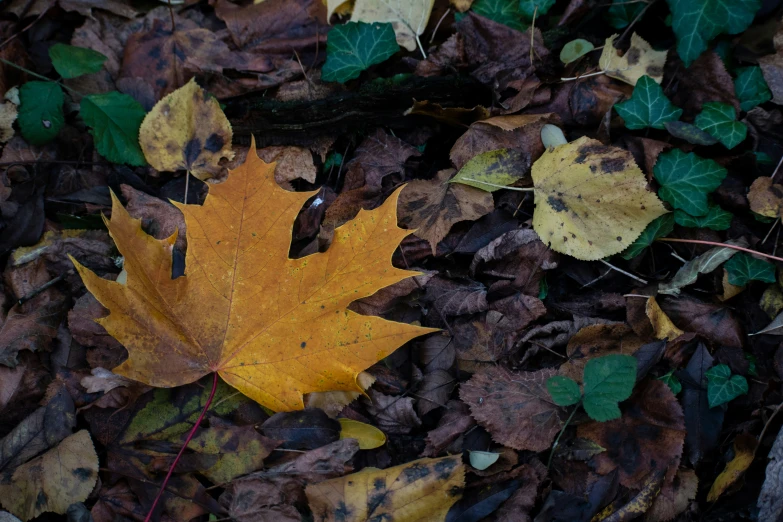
[415, 34, 427, 60]
[0, 58, 83, 96]
[599, 259, 649, 285]
[0, 9, 46, 51]
[144, 373, 218, 522]
[529, 5, 538, 65]
[763, 218, 780, 244]
[771, 154, 783, 181]
[460, 178, 535, 191]
[617, 0, 658, 43]
[757, 400, 783, 456]
[18, 271, 71, 305]
[430, 8, 450, 44]
[657, 238, 783, 263]
[547, 403, 580, 469]
[560, 69, 607, 82]
[183, 169, 191, 204]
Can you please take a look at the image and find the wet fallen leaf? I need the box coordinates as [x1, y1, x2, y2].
[0, 430, 98, 521]
[682, 344, 724, 465]
[707, 433, 756, 502]
[645, 297, 684, 340]
[260, 409, 340, 450]
[599, 33, 667, 85]
[305, 455, 464, 522]
[530, 136, 668, 260]
[339, 418, 386, 449]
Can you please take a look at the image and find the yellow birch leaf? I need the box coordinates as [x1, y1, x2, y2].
[646, 296, 684, 340]
[0, 430, 98, 521]
[339, 418, 387, 449]
[139, 78, 234, 180]
[306, 455, 464, 522]
[707, 434, 756, 502]
[599, 33, 668, 86]
[71, 139, 434, 412]
[531, 136, 668, 260]
[351, 0, 435, 52]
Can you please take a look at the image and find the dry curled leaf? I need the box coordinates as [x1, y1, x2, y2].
[72, 140, 433, 412]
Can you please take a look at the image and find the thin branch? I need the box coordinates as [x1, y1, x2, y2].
[771, 154, 783, 181]
[529, 5, 538, 65]
[0, 58, 82, 96]
[599, 259, 649, 285]
[430, 8, 450, 44]
[460, 178, 535, 191]
[763, 218, 780, 244]
[657, 238, 783, 263]
[617, 0, 658, 43]
[561, 69, 607, 82]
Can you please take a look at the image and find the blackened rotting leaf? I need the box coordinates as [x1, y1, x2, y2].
[260, 408, 340, 450]
[445, 479, 521, 522]
[548, 195, 568, 212]
[183, 137, 202, 169]
[682, 344, 724, 466]
[634, 340, 666, 380]
[204, 133, 224, 153]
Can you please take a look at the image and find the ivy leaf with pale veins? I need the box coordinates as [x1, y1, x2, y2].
[48, 43, 107, 79]
[321, 22, 400, 83]
[735, 66, 772, 111]
[705, 364, 748, 408]
[666, 0, 761, 67]
[470, 0, 526, 31]
[724, 252, 776, 286]
[398, 169, 494, 255]
[607, 0, 644, 29]
[519, 0, 556, 19]
[615, 75, 683, 130]
[351, 0, 435, 52]
[17, 82, 64, 145]
[621, 213, 675, 260]
[694, 102, 747, 149]
[546, 375, 581, 406]
[80, 92, 147, 166]
[674, 205, 733, 230]
[653, 149, 727, 216]
[582, 354, 637, 422]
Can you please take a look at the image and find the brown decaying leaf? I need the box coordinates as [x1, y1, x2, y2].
[578, 380, 685, 489]
[645, 469, 698, 522]
[365, 389, 422, 434]
[344, 128, 420, 190]
[305, 455, 464, 522]
[423, 276, 488, 316]
[404, 101, 490, 127]
[559, 323, 644, 383]
[397, 169, 494, 255]
[219, 476, 304, 522]
[658, 296, 743, 348]
[748, 176, 783, 218]
[760, 25, 783, 105]
[416, 369, 456, 416]
[121, 184, 186, 251]
[461, 366, 564, 452]
[267, 438, 359, 482]
[422, 400, 475, 457]
[672, 51, 739, 114]
[73, 139, 433, 412]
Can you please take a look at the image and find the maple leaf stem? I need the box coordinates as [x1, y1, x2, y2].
[547, 403, 580, 470]
[657, 238, 783, 263]
[144, 372, 218, 522]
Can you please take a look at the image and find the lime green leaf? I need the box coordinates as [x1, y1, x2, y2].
[621, 213, 675, 260]
[724, 252, 776, 286]
[560, 39, 595, 64]
[615, 75, 683, 130]
[673, 205, 733, 230]
[48, 43, 107, 79]
[735, 66, 772, 112]
[468, 450, 500, 470]
[471, 0, 526, 31]
[694, 102, 747, 149]
[546, 375, 581, 406]
[658, 371, 682, 395]
[705, 364, 748, 408]
[450, 149, 529, 192]
[18, 81, 64, 145]
[582, 354, 637, 422]
[654, 149, 727, 216]
[520, 0, 555, 19]
[321, 22, 400, 83]
[666, 0, 761, 67]
[80, 92, 146, 166]
[664, 121, 718, 146]
[607, 0, 645, 29]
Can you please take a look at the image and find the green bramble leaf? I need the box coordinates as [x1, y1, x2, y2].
[606, 0, 645, 29]
[450, 149, 529, 192]
[519, 0, 556, 20]
[582, 354, 637, 422]
[560, 39, 595, 65]
[724, 252, 776, 286]
[664, 121, 718, 146]
[621, 213, 675, 260]
[735, 66, 772, 112]
[80, 91, 147, 166]
[615, 75, 683, 130]
[48, 43, 107, 79]
[653, 149, 727, 216]
[321, 22, 400, 83]
[546, 376, 581, 407]
[666, 0, 761, 67]
[658, 371, 682, 395]
[673, 205, 733, 230]
[705, 364, 748, 408]
[18, 81, 64, 145]
[694, 102, 747, 149]
[471, 0, 526, 31]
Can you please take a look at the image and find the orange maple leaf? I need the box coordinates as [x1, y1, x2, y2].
[72, 141, 434, 411]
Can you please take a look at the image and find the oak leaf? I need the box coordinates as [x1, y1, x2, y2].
[72, 140, 433, 411]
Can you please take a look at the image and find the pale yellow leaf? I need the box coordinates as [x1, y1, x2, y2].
[599, 33, 667, 86]
[351, 0, 435, 52]
[646, 296, 684, 340]
[339, 418, 387, 449]
[707, 434, 756, 502]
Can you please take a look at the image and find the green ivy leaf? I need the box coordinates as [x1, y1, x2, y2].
[48, 43, 107, 79]
[606, 0, 645, 29]
[673, 205, 733, 230]
[653, 149, 727, 216]
[560, 39, 595, 65]
[724, 252, 776, 286]
[666, 0, 762, 67]
[519, 0, 555, 20]
[582, 354, 637, 422]
[18, 81, 64, 145]
[705, 364, 748, 408]
[450, 149, 529, 192]
[664, 121, 718, 146]
[734, 66, 772, 112]
[621, 213, 675, 260]
[615, 75, 683, 130]
[694, 102, 747, 149]
[80, 91, 147, 166]
[321, 22, 400, 83]
[658, 371, 682, 395]
[471, 0, 527, 31]
[546, 376, 581, 406]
